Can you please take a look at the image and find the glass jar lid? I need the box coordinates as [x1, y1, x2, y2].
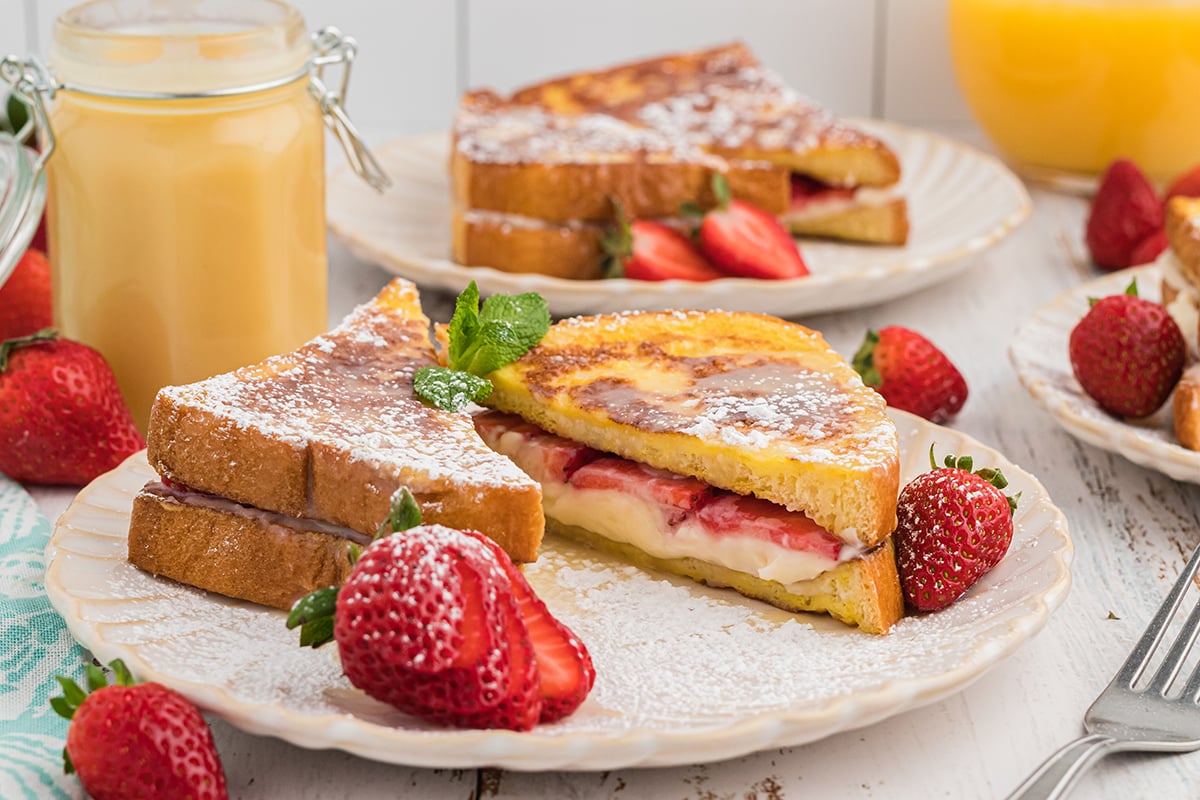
[0, 132, 46, 288]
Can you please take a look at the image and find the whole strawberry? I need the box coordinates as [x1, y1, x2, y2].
[1167, 162, 1200, 201]
[852, 326, 968, 423]
[287, 489, 594, 730]
[895, 451, 1018, 612]
[0, 248, 52, 340]
[0, 330, 144, 484]
[1086, 159, 1166, 270]
[52, 659, 228, 800]
[1068, 280, 1184, 417]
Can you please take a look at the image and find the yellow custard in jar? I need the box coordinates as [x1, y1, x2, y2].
[46, 0, 328, 431]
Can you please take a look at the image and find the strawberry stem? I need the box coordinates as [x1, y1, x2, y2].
[0, 327, 56, 371]
[600, 194, 633, 279]
[927, 444, 1020, 514]
[374, 487, 422, 540]
[711, 173, 732, 210]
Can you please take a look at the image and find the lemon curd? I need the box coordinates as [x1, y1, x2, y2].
[47, 0, 327, 431]
[948, 0, 1200, 183]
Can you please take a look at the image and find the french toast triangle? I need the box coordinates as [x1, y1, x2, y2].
[477, 309, 904, 633]
[128, 279, 544, 611]
[451, 42, 909, 279]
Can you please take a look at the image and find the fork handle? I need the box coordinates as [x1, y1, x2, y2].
[1005, 733, 1118, 800]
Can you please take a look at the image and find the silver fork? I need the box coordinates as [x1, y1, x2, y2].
[1007, 543, 1200, 799]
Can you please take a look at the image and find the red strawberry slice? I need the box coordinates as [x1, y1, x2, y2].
[461, 529, 595, 724]
[568, 457, 713, 523]
[622, 221, 726, 282]
[1085, 159, 1165, 271]
[699, 198, 808, 279]
[789, 174, 855, 211]
[474, 411, 600, 484]
[695, 493, 843, 560]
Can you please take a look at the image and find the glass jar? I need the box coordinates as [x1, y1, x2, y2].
[948, 0, 1200, 189]
[2, 0, 386, 430]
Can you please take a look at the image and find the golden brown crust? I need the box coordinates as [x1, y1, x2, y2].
[1175, 364, 1200, 451]
[451, 150, 789, 222]
[142, 278, 546, 567]
[785, 197, 910, 245]
[545, 518, 903, 634]
[450, 207, 606, 280]
[486, 310, 899, 546]
[128, 491, 358, 611]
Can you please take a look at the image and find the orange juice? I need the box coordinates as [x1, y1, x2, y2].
[45, 0, 327, 431]
[948, 0, 1200, 184]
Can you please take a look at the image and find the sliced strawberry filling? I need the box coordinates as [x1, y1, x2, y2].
[696, 493, 842, 562]
[474, 411, 848, 568]
[568, 458, 714, 526]
[789, 174, 856, 212]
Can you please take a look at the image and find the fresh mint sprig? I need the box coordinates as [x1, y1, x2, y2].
[414, 281, 550, 411]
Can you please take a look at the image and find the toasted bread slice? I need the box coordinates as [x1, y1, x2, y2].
[138, 279, 545, 564]
[1167, 196, 1200, 290]
[483, 310, 899, 546]
[504, 42, 901, 188]
[784, 196, 910, 245]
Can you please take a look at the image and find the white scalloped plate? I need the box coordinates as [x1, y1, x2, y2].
[328, 122, 1031, 317]
[1010, 264, 1200, 483]
[44, 409, 1070, 771]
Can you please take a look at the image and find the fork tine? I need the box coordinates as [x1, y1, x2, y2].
[1115, 543, 1200, 688]
[1147, 585, 1200, 694]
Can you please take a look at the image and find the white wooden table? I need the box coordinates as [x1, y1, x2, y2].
[28, 126, 1200, 799]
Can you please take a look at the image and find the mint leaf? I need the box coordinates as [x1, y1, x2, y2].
[447, 281, 482, 369]
[413, 365, 493, 411]
[480, 291, 550, 351]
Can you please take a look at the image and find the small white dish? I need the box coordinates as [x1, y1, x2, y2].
[44, 409, 1070, 771]
[328, 122, 1031, 318]
[1010, 264, 1200, 484]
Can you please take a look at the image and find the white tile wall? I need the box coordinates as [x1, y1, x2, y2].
[5, 0, 973, 136]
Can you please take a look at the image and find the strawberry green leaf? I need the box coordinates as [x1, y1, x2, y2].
[711, 173, 732, 209]
[49, 695, 76, 721]
[287, 586, 339, 630]
[679, 201, 704, 218]
[62, 747, 74, 775]
[852, 330, 883, 388]
[0, 328, 56, 372]
[377, 487, 422, 538]
[85, 664, 107, 693]
[299, 617, 335, 648]
[54, 675, 87, 709]
[413, 365, 493, 411]
[110, 658, 134, 687]
[1125, 278, 1139, 296]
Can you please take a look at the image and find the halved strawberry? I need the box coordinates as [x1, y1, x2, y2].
[696, 493, 843, 560]
[698, 176, 808, 279]
[462, 529, 595, 724]
[568, 457, 713, 524]
[603, 215, 725, 282]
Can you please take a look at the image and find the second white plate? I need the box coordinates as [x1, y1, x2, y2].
[1010, 264, 1200, 483]
[45, 409, 1071, 772]
[328, 122, 1031, 317]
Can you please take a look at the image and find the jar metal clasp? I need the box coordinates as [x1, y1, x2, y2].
[0, 25, 391, 192]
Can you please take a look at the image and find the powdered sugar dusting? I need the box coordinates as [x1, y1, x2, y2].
[454, 44, 875, 167]
[156, 282, 534, 492]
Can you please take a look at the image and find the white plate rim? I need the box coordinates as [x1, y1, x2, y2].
[328, 120, 1032, 317]
[1009, 264, 1200, 484]
[44, 409, 1071, 771]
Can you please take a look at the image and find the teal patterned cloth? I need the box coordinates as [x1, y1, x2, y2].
[0, 475, 86, 799]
